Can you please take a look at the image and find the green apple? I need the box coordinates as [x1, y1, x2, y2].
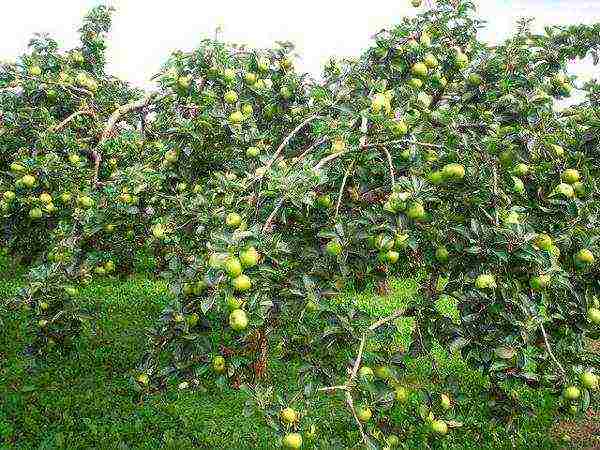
[574, 249, 594, 266]
[395, 386, 409, 403]
[588, 307, 600, 324]
[391, 119, 408, 136]
[534, 233, 553, 251]
[325, 240, 343, 256]
[28, 65, 42, 76]
[513, 163, 529, 176]
[561, 169, 580, 184]
[358, 366, 374, 380]
[229, 111, 244, 125]
[424, 53, 438, 68]
[407, 202, 425, 220]
[212, 355, 226, 373]
[563, 386, 580, 400]
[151, 223, 167, 239]
[240, 247, 259, 267]
[244, 71, 257, 84]
[550, 144, 564, 157]
[232, 274, 252, 292]
[39, 192, 52, 204]
[223, 68, 236, 83]
[580, 372, 598, 390]
[529, 274, 551, 291]
[282, 433, 302, 449]
[455, 50, 469, 68]
[224, 90, 238, 104]
[431, 420, 448, 435]
[177, 75, 192, 90]
[442, 163, 465, 179]
[475, 274, 496, 290]
[411, 62, 428, 78]
[77, 195, 94, 209]
[29, 207, 43, 219]
[356, 406, 372, 422]
[164, 150, 178, 163]
[512, 177, 525, 194]
[224, 257, 243, 277]
[2, 191, 15, 202]
[280, 407, 298, 424]
[371, 93, 389, 114]
[468, 73, 483, 86]
[409, 77, 423, 89]
[241, 104, 253, 116]
[229, 308, 248, 331]
[435, 246, 449, 263]
[555, 182, 575, 198]
[226, 212, 242, 228]
[21, 174, 36, 188]
[441, 393, 451, 410]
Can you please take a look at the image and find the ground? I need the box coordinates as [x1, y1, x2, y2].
[0, 258, 596, 449]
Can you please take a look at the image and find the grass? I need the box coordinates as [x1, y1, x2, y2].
[0, 261, 595, 449]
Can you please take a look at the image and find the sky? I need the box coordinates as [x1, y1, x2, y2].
[0, 0, 597, 94]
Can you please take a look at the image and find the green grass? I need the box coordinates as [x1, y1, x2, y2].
[0, 265, 587, 449]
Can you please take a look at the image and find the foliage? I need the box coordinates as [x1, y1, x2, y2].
[1, 1, 600, 447]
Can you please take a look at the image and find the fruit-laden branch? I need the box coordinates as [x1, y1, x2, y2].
[94, 92, 160, 184]
[3, 67, 93, 98]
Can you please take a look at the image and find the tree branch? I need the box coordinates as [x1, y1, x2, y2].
[362, 139, 443, 149]
[264, 114, 319, 171]
[379, 145, 395, 188]
[334, 160, 355, 219]
[540, 323, 567, 381]
[51, 109, 96, 132]
[94, 93, 160, 184]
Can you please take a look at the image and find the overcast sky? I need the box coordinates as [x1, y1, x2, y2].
[0, 0, 597, 93]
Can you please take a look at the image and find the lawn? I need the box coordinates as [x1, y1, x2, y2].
[0, 259, 594, 449]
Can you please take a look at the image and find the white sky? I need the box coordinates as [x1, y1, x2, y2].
[0, 0, 598, 93]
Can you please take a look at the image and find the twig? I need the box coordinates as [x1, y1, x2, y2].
[368, 308, 405, 331]
[540, 323, 567, 381]
[334, 160, 355, 219]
